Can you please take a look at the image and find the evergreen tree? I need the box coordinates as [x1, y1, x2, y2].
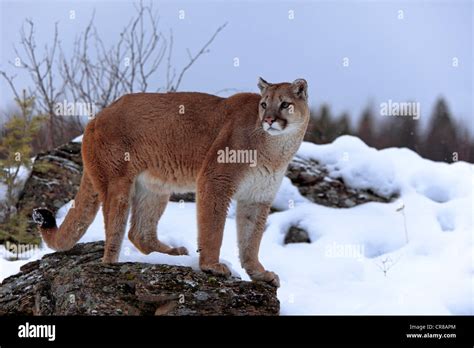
[318, 105, 333, 143]
[357, 108, 376, 147]
[423, 98, 458, 162]
[398, 116, 420, 151]
[379, 113, 419, 151]
[0, 91, 44, 221]
[304, 105, 337, 144]
[304, 108, 319, 143]
[335, 113, 352, 137]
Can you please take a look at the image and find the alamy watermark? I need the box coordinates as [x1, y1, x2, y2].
[18, 322, 55, 341]
[54, 99, 97, 119]
[1, 241, 39, 259]
[325, 242, 365, 261]
[217, 147, 257, 167]
[380, 99, 420, 120]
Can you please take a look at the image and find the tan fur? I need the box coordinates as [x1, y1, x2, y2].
[35, 78, 310, 287]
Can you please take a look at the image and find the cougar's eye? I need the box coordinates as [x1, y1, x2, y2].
[260, 102, 267, 109]
[281, 102, 290, 109]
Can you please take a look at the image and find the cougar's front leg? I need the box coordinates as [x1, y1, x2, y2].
[236, 200, 280, 287]
[196, 172, 234, 277]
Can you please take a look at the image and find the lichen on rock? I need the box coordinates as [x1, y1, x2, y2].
[0, 241, 279, 316]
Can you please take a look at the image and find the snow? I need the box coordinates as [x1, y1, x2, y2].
[72, 134, 83, 143]
[297, 137, 399, 197]
[271, 176, 310, 211]
[1, 135, 472, 315]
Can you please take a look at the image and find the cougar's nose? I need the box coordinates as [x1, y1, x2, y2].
[264, 116, 275, 125]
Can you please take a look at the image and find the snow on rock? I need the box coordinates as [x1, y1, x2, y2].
[285, 155, 391, 208]
[72, 134, 83, 143]
[297, 136, 399, 198]
[1, 136, 473, 315]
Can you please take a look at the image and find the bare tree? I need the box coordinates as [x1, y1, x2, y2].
[59, 1, 227, 115]
[1, 20, 68, 149]
[1, 0, 227, 152]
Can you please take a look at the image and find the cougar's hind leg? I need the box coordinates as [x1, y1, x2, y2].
[102, 178, 132, 263]
[128, 179, 188, 256]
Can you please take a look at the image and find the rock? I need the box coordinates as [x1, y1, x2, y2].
[19, 142, 83, 213]
[0, 241, 279, 316]
[169, 192, 195, 203]
[284, 226, 311, 244]
[286, 156, 395, 208]
[2, 142, 84, 245]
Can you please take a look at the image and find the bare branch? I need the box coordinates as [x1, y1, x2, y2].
[0, 72, 21, 101]
[171, 22, 227, 92]
[1, 1, 227, 151]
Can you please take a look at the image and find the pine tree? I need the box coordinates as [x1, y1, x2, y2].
[304, 105, 336, 144]
[335, 113, 352, 137]
[423, 98, 458, 162]
[379, 114, 419, 151]
[357, 108, 376, 147]
[0, 91, 44, 221]
[456, 127, 471, 162]
[304, 108, 319, 143]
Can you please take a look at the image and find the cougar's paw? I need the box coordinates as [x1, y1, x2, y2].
[32, 208, 57, 229]
[169, 246, 189, 256]
[251, 270, 280, 288]
[201, 263, 231, 278]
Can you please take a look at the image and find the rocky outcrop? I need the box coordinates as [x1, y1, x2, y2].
[0, 142, 83, 244]
[0, 241, 279, 315]
[16, 142, 83, 241]
[286, 156, 393, 208]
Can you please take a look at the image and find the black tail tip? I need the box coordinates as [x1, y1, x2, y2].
[32, 208, 57, 229]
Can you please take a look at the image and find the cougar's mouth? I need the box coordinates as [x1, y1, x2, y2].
[262, 119, 286, 135]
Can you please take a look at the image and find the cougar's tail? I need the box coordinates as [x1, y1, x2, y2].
[33, 170, 100, 251]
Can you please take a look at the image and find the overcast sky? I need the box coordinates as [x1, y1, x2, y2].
[1, 0, 472, 132]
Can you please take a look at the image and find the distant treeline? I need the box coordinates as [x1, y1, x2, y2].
[305, 98, 473, 163]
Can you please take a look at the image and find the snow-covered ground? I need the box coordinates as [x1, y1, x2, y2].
[1, 136, 472, 315]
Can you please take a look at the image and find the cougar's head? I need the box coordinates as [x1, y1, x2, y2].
[257, 77, 309, 136]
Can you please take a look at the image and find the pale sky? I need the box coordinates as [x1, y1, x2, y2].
[1, 0, 472, 132]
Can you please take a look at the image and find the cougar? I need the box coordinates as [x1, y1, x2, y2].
[33, 77, 310, 287]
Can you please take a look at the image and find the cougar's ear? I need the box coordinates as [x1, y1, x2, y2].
[292, 78, 308, 100]
[258, 77, 270, 94]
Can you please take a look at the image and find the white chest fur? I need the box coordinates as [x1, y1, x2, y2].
[234, 167, 285, 203]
